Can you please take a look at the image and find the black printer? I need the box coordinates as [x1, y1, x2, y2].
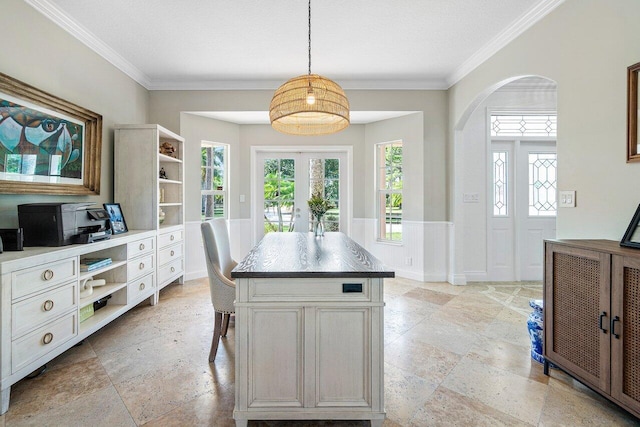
[18, 203, 112, 246]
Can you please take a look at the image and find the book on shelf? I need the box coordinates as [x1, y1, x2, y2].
[80, 257, 112, 272]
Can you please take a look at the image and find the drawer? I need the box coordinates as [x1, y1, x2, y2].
[158, 257, 183, 285]
[12, 311, 77, 373]
[127, 254, 155, 281]
[13, 257, 78, 300]
[248, 278, 371, 302]
[158, 228, 183, 248]
[12, 281, 77, 337]
[158, 243, 183, 266]
[128, 237, 155, 258]
[128, 272, 155, 304]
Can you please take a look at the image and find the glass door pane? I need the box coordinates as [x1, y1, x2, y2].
[307, 157, 341, 232]
[263, 158, 296, 234]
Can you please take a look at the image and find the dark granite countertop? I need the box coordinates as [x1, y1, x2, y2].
[231, 232, 395, 279]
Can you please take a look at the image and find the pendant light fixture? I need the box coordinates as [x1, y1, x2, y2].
[269, 0, 350, 136]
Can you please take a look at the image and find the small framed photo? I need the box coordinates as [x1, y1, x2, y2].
[620, 204, 640, 249]
[104, 203, 128, 235]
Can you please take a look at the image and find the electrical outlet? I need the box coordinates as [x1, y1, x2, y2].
[404, 257, 412, 266]
[463, 193, 480, 203]
[559, 190, 576, 208]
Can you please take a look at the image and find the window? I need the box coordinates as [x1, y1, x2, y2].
[491, 114, 557, 137]
[376, 141, 403, 242]
[201, 142, 228, 220]
[528, 152, 557, 216]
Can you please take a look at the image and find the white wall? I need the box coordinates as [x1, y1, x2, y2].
[0, 0, 149, 227]
[462, 87, 557, 279]
[450, 0, 640, 247]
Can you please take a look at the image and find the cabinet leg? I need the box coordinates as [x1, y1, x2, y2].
[370, 419, 383, 427]
[149, 293, 158, 306]
[544, 360, 549, 376]
[234, 419, 248, 427]
[1, 387, 10, 415]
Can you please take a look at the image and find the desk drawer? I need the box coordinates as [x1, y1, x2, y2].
[128, 272, 155, 304]
[127, 254, 155, 281]
[128, 237, 155, 258]
[158, 258, 183, 285]
[158, 243, 183, 266]
[248, 278, 371, 302]
[12, 311, 77, 373]
[12, 281, 77, 337]
[158, 229, 183, 248]
[13, 257, 77, 300]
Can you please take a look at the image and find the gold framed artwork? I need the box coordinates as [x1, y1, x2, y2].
[0, 72, 102, 195]
[627, 62, 640, 162]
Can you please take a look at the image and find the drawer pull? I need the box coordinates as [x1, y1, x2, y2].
[139, 283, 146, 291]
[170, 267, 175, 273]
[42, 332, 54, 345]
[42, 300, 54, 312]
[170, 250, 175, 256]
[139, 243, 145, 250]
[139, 262, 145, 270]
[42, 269, 54, 281]
[170, 235, 175, 241]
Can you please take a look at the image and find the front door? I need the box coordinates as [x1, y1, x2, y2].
[254, 150, 348, 242]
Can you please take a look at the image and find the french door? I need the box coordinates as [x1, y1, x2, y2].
[488, 140, 556, 281]
[254, 150, 348, 242]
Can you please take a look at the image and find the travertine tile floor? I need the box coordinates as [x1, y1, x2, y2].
[1, 277, 638, 426]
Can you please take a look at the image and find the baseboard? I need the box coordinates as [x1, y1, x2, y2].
[464, 271, 488, 282]
[185, 269, 207, 282]
[448, 273, 467, 286]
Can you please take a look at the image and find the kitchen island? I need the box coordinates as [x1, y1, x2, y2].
[231, 232, 394, 426]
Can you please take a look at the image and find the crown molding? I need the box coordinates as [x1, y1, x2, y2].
[445, 0, 566, 88]
[147, 78, 449, 91]
[24, 0, 152, 89]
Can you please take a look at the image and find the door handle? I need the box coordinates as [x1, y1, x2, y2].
[611, 316, 621, 339]
[598, 311, 608, 333]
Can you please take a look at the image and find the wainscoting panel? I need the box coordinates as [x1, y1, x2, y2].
[351, 218, 450, 282]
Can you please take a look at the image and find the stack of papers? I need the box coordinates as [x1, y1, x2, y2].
[80, 257, 112, 272]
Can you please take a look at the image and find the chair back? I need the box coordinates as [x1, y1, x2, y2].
[201, 219, 237, 313]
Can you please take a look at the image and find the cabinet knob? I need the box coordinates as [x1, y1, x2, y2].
[170, 250, 175, 257]
[42, 332, 54, 345]
[139, 262, 145, 270]
[139, 283, 146, 291]
[170, 235, 175, 241]
[170, 267, 175, 273]
[42, 300, 54, 312]
[43, 269, 54, 281]
[139, 243, 145, 250]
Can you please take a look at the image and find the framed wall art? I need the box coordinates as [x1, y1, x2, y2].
[0, 72, 102, 195]
[627, 62, 640, 162]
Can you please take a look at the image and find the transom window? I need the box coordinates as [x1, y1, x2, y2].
[201, 142, 228, 220]
[491, 114, 557, 137]
[376, 141, 403, 242]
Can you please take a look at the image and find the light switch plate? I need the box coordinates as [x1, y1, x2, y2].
[559, 190, 576, 207]
[463, 193, 480, 203]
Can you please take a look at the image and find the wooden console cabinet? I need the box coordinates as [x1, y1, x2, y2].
[544, 239, 640, 418]
[0, 230, 157, 414]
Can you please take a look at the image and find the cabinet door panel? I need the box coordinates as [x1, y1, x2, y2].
[316, 308, 370, 407]
[248, 308, 303, 408]
[544, 243, 610, 393]
[611, 256, 640, 413]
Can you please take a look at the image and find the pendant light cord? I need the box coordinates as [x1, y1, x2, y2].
[308, 0, 312, 75]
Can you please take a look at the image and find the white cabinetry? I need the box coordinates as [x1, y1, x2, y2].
[0, 230, 157, 414]
[235, 277, 385, 425]
[114, 124, 185, 295]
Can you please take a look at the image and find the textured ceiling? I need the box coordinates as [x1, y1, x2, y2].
[29, 0, 564, 90]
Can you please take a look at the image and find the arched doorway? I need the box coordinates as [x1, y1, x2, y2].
[453, 76, 558, 283]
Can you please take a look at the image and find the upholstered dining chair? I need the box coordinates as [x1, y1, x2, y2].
[201, 219, 237, 362]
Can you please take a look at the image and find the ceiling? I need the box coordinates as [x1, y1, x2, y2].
[28, 0, 564, 91]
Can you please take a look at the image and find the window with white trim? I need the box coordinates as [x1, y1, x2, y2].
[376, 141, 402, 242]
[201, 142, 228, 220]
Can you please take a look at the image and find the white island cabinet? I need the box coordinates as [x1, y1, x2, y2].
[231, 232, 394, 426]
